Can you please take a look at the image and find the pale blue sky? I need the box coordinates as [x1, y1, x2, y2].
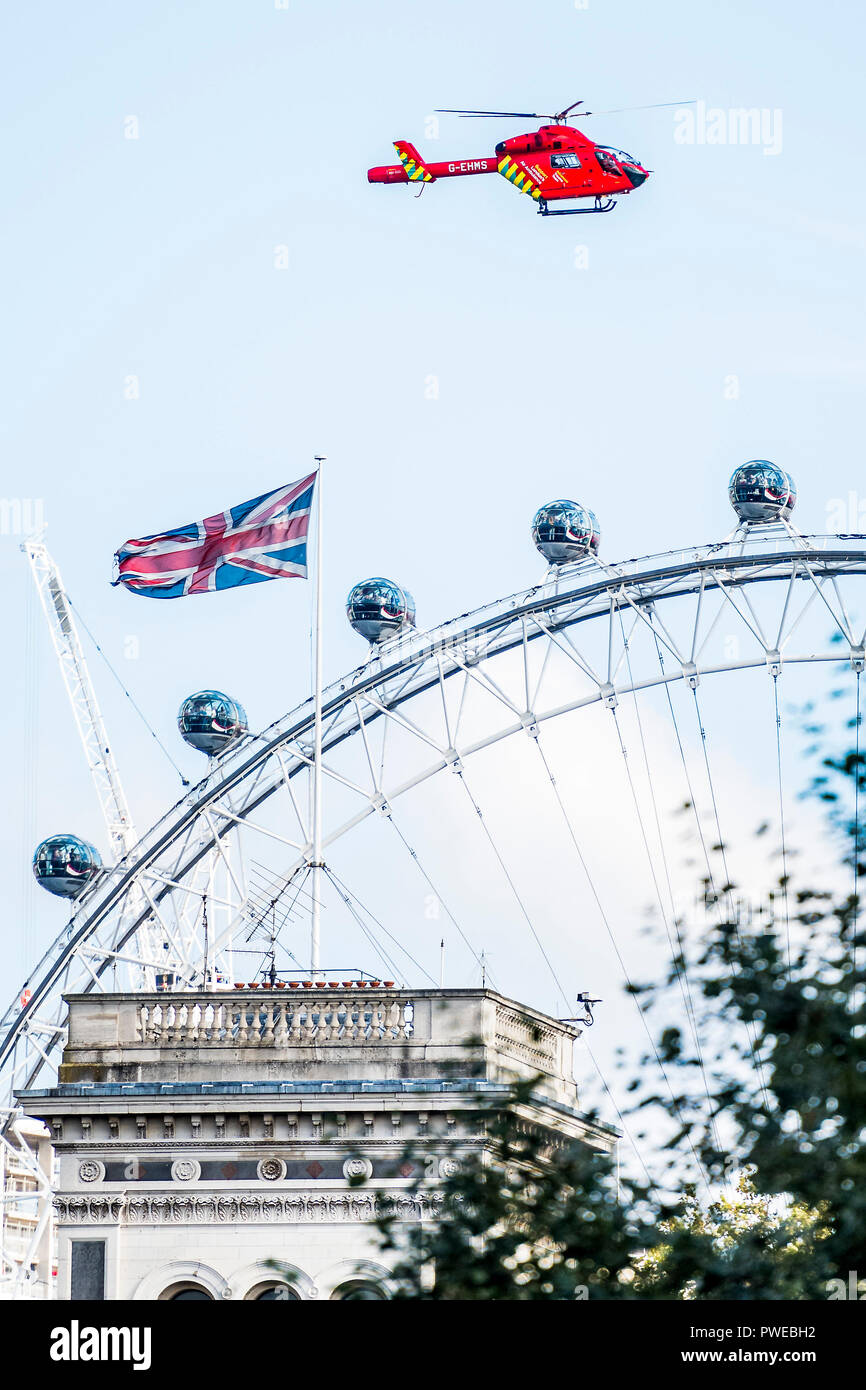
[2, 2, 865, 1140]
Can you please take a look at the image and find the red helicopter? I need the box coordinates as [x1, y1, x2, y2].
[368, 98, 691, 216]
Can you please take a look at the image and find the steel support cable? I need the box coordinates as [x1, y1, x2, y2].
[385, 811, 493, 983]
[606, 710, 715, 1181]
[324, 866, 439, 987]
[616, 615, 717, 1130]
[690, 687, 741, 924]
[770, 678, 809, 1158]
[454, 760, 678, 1186]
[690, 687, 772, 1112]
[772, 676, 792, 974]
[651, 633, 719, 906]
[609, 702, 705, 1058]
[651, 633, 752, 1154]
[533, 733, 719, 1163]
[454, 767, 571, 1014]
[576, 1035, 657, 1195]
[321, 872, 409, 985]
[69, 598, 190, 787]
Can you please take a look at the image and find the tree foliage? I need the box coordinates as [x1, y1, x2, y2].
[364, 703, 865, 1299]
[372, 1083, 649, 1300]
[635, 1172, 829, 1300]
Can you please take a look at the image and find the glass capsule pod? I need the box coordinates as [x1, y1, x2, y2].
[178, 690, 248, 756]
[346, 578, 417, 644]
[33, 834, 102, 898]
[728, 461, 797, 522]
[532, 500, 601, 564]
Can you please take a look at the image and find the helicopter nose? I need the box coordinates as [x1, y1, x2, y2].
[624, 163, 649, 188]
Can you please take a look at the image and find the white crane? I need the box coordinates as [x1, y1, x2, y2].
[22, 539, 136, 861]
[3, 541, 202, 1297]
[20, 538, 178, 993]
[1, 538, 131, 1300]
[0, 1107, 54, 1300]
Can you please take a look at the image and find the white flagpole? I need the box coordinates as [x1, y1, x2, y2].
[311, 456, 326, 975]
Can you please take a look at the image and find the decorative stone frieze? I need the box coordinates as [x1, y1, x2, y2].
[55, 1195, 124, 1224]
[53, 1191, 442, 1226]
[342, 1157, 373, 1181]
[171, 1159, 201, 1183]
[78, 1160, 104, 1183]
[257, 1158, 286, 1181]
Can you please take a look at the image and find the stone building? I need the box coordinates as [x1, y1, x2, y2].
[19, 985, 615, 1301]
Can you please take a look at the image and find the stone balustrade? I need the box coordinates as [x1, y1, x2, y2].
[58, 988, 582, 1104]
[135, 993, 414, 1047]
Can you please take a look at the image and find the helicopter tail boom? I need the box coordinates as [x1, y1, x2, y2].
[367, 142, 498, 185]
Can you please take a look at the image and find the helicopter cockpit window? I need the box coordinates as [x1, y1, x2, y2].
[595, 149, 622, 175]
[550, 153, 581, 169]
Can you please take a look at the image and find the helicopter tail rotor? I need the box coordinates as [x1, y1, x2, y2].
[393, 140, 436, 183]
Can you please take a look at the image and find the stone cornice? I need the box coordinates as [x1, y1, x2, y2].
[56, 1137, 482, 1154]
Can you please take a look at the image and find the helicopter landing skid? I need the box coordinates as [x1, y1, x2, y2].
[537, 197, 617, 216]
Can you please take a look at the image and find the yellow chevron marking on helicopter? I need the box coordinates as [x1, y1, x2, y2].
[397, 149, 433, 182]
[497, 156, 542, 200]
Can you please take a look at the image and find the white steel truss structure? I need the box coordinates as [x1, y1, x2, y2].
[0, 1108, 53, 1299]
[22, 540, 136, 861]
[4, 525, 866, 1113]
[21, 541, 187, 995]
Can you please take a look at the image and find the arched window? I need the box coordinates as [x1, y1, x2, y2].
[246, 1282, 301, 1301]
[160, 1282, 213, 1301]
[135, 1261, 228, 1302]
[331, 1280, 387, 1301]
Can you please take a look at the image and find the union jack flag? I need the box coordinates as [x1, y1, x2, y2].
[114, 473, 316, 599]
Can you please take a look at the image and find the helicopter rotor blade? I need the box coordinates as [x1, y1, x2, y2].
[435, 109, 551, 119]
[579, 99, 697, 117]
[435, 99, 694, 124]
[554, 99, 586, 121]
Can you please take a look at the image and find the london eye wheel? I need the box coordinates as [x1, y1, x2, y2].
[3, 461, 865, 1191]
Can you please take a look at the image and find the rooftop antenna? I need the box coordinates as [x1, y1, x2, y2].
[560, 994, 603, 1028]
[575, 992, 602, 1027]
[202, 894, 208, 988]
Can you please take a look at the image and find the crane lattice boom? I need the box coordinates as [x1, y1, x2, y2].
[22, 540, 136, 862]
